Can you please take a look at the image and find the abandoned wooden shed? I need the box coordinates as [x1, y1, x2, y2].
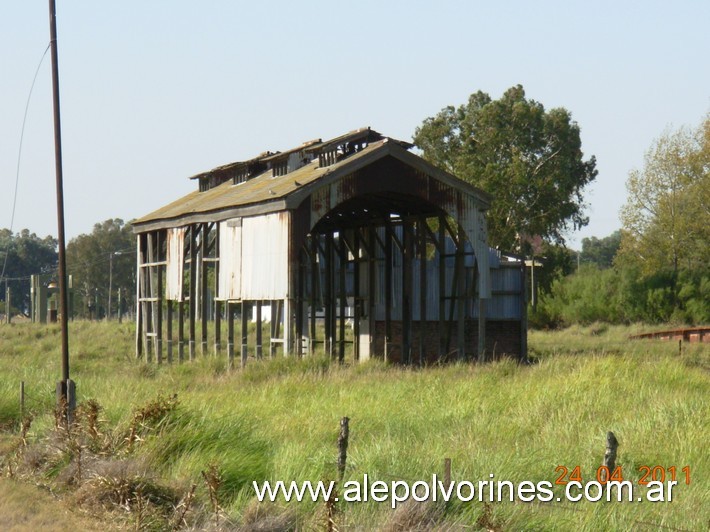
[132, 127, 527, 365]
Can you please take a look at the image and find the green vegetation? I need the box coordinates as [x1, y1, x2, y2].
[1, 322, 707, 530]
[414, 84, 597, 251]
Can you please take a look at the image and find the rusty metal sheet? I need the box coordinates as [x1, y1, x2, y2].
[165, 227, 185, 301]
[240, 212, 289, 299]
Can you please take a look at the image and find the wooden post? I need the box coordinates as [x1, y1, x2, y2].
[5, 281, 10, 324]
[384, 222, 393, 362]
[227, 302, 235, 369]
[241, 300, 249, 368]
[402, 220, 413, 365]
[352, 230, 360, 361]
[444, 457, 451, 486]
[156, 232, 163, 364]
[166, 300, 173, 364]
[456, 225, 465, 361]
[419, 218, 427, 366]
[200, 223, 209, 356]
[438, 218, 446, 359]
[309, 236, 318, 356]
[338, 236, 346, 363]
[189, 225, 197, 361]
[325, 234, 334, 358]
[337, 416, 350, 482]
[601, 431, 619, 482]
[255, 301, 263, 359]
[178, 299, 185, 363]
[214, 300, 222, 356]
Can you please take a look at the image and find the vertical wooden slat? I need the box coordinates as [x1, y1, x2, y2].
[135, 235, 144, 359]
[456, 224, 466, 361]
[156, 231, 163, 364]
[241, 300, 249, 368]
[338, 235, 346, 363]
[419, 218, 427, 366]
[255, 300, 263, 359]
[146, 232, 158, 363]
[201, 223, 209, 356]
[352, 229, 360, 361]
[178, 298, 185, 363]
[214, 223, 221, 356]
[227, 302, 234, 369]
[325, 234, 334, 358]
[368, 226, 376, 359]
[384, 222, 393, 362]
[309, 235, 318, 356]
[402, 219, 413, 365]
[438, 217, 446, 359]
[296, 251, 305, 357]
[189, 225, 197, 361]
[166, 300, 173, 364]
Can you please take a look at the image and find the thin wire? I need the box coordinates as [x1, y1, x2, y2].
[1, 43, 51, 283]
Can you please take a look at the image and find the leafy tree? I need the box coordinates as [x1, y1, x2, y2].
[0, 229, 58, 314]
[66, 219, 135, 319]
[618, 116, 709, 278]
[580, 231, 621, 269]
[413, 85, 597, 252]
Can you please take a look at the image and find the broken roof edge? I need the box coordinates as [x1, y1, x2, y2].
[187, 127, 413, 182]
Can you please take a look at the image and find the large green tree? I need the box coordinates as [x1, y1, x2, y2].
[618, 116, 709, 277]
[413, 85, 597, 252]
[0, 229, 58, 314]
[66, 218, 135, 319]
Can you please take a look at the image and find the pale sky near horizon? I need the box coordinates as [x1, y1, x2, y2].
[1, 1, 708, 250]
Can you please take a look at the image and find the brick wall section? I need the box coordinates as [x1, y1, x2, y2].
[372, 319, 523, 363]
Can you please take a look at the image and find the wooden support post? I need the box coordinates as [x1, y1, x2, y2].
[309, 235, 318, 356]
[178, 298, 185, 363]
[227, 302, 234, 369]
[166, 300, 173, 364]
[419, 218, 427, 366]
[478, 297, 487, 362]
[402, 220, 413, 365]
[189, 225, 197, 361]
[146, 232, 158, 362]
[156, 232, 163, 364]
[255, 300, 263, 359]
[368, 226, 376, 360]
[214, 223, 221, 356]
[135, 236, 144, 359]
[456, 225, 466, 361]
[338, 235, 346, 363]
[323, 234, 332, 358]
[601, 431, 619, 482]
[200, 223, 209, 356]
[296, 252, 305, 358]
[384, 222, 393, 362]
[438, 218, 446, 359]
[214, 300, 222, 356]
[352, 230, 360, 361]
[241, 300, 249, 368]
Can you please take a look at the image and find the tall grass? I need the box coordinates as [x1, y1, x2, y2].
[0, 321, 708, 529]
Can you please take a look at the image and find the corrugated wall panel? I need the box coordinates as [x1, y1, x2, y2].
[165, 227, 185, 301]
[241, 212, 289, 299]
[218, 219, 242, 300]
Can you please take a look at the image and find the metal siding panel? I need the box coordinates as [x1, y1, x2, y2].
[165, 227, 185, 301]
[241, 212, 289, 299]
[218, 220, 242, 300]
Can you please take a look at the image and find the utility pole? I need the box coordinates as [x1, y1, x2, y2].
[48, 0, 75, 419]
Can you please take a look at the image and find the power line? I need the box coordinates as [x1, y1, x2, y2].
[0, 43, 51, 282]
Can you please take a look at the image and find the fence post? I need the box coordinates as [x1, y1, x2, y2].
[20, 381, 25, 419]
[601, 431, 618, 482]
[338, 417, 349, 482]
[444, 457, 452, 486]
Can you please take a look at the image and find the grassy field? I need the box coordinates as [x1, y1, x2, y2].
[0, 321, 708, 530]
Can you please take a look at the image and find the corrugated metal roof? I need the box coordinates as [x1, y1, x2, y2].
[134, 135, 492, 231]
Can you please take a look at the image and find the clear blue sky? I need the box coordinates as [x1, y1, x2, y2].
[2, 1, 708, 249]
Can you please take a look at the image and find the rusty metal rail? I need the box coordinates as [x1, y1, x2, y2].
[630, 326, 710, 343]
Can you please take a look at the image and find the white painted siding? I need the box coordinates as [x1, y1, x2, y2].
[165, 227, 185, 301]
